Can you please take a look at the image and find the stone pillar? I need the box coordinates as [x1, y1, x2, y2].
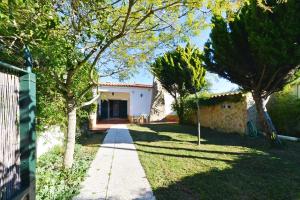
[149, 78, 165, 122]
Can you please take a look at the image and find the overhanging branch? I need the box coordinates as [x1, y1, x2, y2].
[77, 94, 100, 109]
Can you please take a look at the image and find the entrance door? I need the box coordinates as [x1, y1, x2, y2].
[100, 100, 109, 119]
[119, 100, 128, 118]
[108, 100, 127, 118]
[112, 101, 119, 117]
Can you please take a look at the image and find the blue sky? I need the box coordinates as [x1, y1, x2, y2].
[101, 29, 238, 93]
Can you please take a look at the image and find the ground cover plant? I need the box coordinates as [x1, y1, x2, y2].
[268, 85, 300, 137]
[129, 124, 300, 200]
[36, 133, 105, 200]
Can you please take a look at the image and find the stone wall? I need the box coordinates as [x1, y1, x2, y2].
[190, 97, 249, 134]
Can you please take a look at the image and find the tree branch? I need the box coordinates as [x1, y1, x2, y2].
[77, 94, 100, 109]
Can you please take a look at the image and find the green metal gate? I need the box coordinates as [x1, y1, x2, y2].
[0, 60, 36, 200]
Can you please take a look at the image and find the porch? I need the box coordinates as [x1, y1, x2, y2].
[93, 118, 129, 131]
[97, 91, 130, 120]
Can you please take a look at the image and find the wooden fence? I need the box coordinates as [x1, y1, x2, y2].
[0, 61, 36, 200]
[0, 72, 21, 199]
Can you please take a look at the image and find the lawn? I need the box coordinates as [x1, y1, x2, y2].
[129, 124, 300, 200]
[36, 132, 106, 200]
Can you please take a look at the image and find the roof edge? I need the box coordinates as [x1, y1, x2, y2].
[98, 82, 153, 88]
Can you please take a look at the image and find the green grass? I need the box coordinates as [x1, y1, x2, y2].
[36, 132, 106, 200]
[129, 124, 300, 200]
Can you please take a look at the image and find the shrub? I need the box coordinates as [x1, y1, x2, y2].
[267, 85, 300, 137]
[36, 143, 96, 200]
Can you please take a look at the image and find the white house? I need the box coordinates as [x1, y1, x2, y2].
[97, 79, 177, 123]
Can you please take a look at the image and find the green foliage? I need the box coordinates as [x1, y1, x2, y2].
[0, 0, 244, 130]
[32, 33, 98, 132]
[36, 145, 95, 200]
[151, 44, 207, 123]
[0, 0, 57, 65]
[33, 67, 67, 133]
[267, 85, 300, 137]
[185, 92, 244, 108]
[152, 44, 206, 96]
[182, 92, 208, 124]
[203, 0, 300, 139]
[204, 0, 300, 97]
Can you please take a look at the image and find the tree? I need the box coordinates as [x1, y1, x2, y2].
[37, 0, 241, 168]
[203, 0, 300, 145]
[48, 0, 203, 168]
[0, 0, 56, 65]
[151, 44, 206, 142]
[1, 0, 244, 168]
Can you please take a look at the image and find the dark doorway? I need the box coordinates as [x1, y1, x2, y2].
[100, 100, 127, 119]
[100, 100, 109, 119]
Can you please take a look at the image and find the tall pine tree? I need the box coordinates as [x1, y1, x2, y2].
[204, 0, 300, 145]
[151, 44, 206, 145]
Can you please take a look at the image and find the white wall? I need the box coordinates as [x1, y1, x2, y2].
[99, 86, 153, 116]
[164, 91, 176, 115]
[37, 126, 64, 158]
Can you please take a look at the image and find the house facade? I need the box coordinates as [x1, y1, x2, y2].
[97, 79, 176, 123]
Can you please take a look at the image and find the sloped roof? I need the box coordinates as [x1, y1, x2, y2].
[98, 82, 153, 88]
[197, 91, 246, 106]
[209, 91, 244, 98]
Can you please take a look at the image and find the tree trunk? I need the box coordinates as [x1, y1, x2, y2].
[195, 93, 201, 145]
[174, 98, 184, 124]
[252, 93, 282, 146]
[178, 102, 184, 124]
[64, 103, 77, 169]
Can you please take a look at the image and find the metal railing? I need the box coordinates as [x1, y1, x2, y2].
[0, 61, 28, 75]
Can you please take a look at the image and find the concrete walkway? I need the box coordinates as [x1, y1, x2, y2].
[74, 124, 155, 200]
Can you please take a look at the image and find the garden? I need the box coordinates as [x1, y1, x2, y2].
[0, 0, 299, 199]
[36, 133, 106, 200]
[130, 124, 300, 200]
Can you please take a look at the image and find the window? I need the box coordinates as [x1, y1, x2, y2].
[222, 104, 232, 109]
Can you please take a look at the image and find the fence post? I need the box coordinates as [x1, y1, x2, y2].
[19, 71, 36, 200]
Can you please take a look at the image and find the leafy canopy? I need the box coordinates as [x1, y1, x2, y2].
[204, 0, 300, 97]
[151, 44, 206, 98]
[151, 44, 206, 123]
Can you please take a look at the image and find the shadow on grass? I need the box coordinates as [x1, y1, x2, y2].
[129, 125, 180, 143]
[100, 145, 237, 163]
[130, 123, 300, 200]
[76, 131, 106, 147]
[136, 123, 271, 150]
[133, 143, 249, 155]
[153, 152, 300, 200]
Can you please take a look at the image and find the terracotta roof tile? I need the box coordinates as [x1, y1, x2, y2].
[98, 82, 153, 88]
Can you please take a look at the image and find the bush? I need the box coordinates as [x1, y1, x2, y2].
[181, 96, 198, 125]
[267, 85, 300, 137]
[182, 92, 217, 125]
[36, 142, 97, 200]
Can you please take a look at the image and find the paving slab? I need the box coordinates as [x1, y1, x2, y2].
[74, 124, 155, 200]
